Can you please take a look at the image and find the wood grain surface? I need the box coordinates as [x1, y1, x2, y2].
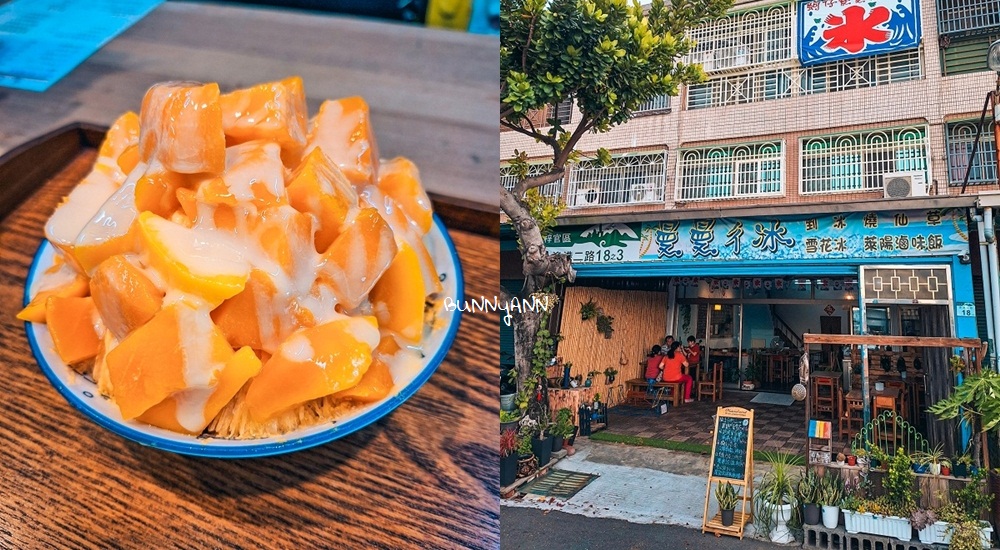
[0, 2, 499, 209]
[0, 145, 500, 548]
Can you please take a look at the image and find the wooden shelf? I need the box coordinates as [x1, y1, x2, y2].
[703, 510, 752, 539]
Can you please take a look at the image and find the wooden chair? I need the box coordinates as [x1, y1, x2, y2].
[874, 395, 899, 446]
[812, 376, 837, 420]
[840, 388, 864, 441]
[697, 361, 723, 402]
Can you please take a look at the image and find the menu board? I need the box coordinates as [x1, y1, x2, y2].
[711, 413, 751, 480]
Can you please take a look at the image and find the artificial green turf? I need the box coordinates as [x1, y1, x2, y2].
[590, 431, 805, 465]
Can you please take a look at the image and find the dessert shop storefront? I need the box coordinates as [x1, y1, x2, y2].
[544, 207, 978, 390]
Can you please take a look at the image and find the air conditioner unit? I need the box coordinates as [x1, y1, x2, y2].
[629, 182, 657, 203]
[575, 185, 601, 206]
[882, 171, 929, 198]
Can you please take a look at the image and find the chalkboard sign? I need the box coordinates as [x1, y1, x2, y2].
[711, 415, 750, 480]
[703, 406, 754, 539]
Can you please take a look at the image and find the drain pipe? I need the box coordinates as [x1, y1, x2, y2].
[976, 213, 996, 367]
[986, 207, 1000, 368]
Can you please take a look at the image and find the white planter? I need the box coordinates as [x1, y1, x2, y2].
[842, 510, 911, 541]
[930, 463, 941, 475]
[917, 521, 993, 548]
[771, 503, 795, 544]
[822, 505, 840, 529]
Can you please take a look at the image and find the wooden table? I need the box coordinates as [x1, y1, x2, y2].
[0, 5, 498, 548]
[625, 378, 683, 408]
[0, 2, 499, 210]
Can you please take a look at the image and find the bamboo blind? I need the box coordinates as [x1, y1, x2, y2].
[557, 287, 667, 400]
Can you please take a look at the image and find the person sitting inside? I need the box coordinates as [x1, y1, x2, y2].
[645, 345, 664, 393]
[685, 336, 702, 375]
[663, 341, 694, 403]
[664, 335, 675, 349]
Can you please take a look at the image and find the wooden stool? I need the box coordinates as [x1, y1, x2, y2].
[698, 362, 723, 402]
[840, 389, 864, 441]
[874, 396, 899, 447]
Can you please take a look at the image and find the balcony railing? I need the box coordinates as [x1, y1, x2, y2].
[800, 126, 929, 195]
[568, 152, 666, 208]
[937, 0, 1000, 36]
[676, 142, 784, 201]
[635, 94, 671, 114]
[946, 120, 998, 186]
[500, 162, 561, 199]
[685, 4, 794, 73]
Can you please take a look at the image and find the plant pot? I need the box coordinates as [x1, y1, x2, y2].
[721, 508, 735, 527]
[822, 505, 840, 529]
[517, 454, 537, 478]
[847, 455, 857, 466]
[532, 436, 552, 468]
[930, 463, 941, 475]
[500, 392, 516, 411]
[500, 453, 518, 487]
[913, 463, 928, 474]
[954, 463, 968, 477]
[770, 503, 795, 544]
[551, 435, 564, 453]
[918, 520, 994, 547]
[842, 511, 911, 541]
[568, 426, 579, 446]
[803, 503, 821, 525]
[941, 465, 951, 476]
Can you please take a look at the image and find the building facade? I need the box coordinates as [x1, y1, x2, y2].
[501, 0, 1000, 390]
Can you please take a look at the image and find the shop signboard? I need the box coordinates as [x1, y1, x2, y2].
[797, 0, 920, 66]
[545, 209, 967, 265]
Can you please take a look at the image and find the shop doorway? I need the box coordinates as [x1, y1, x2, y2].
[820, 316, 842, 369]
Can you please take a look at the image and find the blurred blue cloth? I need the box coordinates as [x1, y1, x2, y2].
[468, 0, 498, 34]
[0, 0, 164, 92]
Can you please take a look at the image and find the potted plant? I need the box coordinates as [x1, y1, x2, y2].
[797, 470, 822, 526]
[819, 473, 844, 529]
[846, 453, 857, 466]
[528, 413, 552, 468]
[941, 459, 951, 477]
[603, 367, 619, 384]
[500, 366, 517, 410]
[551, 408, 574, 453]
[923, 498, 994, 548]
[842, 448, 915, 540]
[753, 451, 798, 544]
[500, 428, 519, 487]
[500, 409, 522, 434]
[912, 507, 940, 544]
[953, 453, 973, 478]
[914, 444, 947, 475]
[716, 481, 739, 527]
[585, 371, 601, 387]
[516, 432, 537, 478]
[835, 452, 846, 466]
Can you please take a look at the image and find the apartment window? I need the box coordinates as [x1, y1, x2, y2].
[686, 4, 794, 72]
[941, 32, 1000, 76]
[937, 0, 1000, 35]
[552, 99, 573, 126]
[569, 152, 666, 208]
[676, 141, 784, 201]
[800, 127, 929, 195]
[946, 119, 997, 186]
[687, 67, 798, 109]
[635, 94, 671, 114]
[500, 162, 561, 199]
[802, 49, 922, 94]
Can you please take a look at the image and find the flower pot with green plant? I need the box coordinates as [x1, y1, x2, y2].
[819, 473, 844, 529]
[516, 432, 537, 478]
[914, 444, 947, 476]
[603, 367, 619, 385]
[500, 409, 522, 434]
[797, 470, 822, 526]
[551, 408, 574, 452]
[753, 451, 799, 544]
[528, 411, 552, 467]
[941, 459, 951, 477]
[716, 481, 739, 527]
[953, 453, 973, 478]
[500, 429, 519, 487]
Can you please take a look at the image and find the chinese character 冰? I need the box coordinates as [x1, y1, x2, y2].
[805, 237, 819, 254]
[835, 237, 847, 252]
[863, 212, 878, 228]
[928, 234, 944, 251]
[863, 235, 878, 252]
[690, 220, 720, 258]
[832, 215, 847, 230]
[726, 221, 745, 256]
[927, 210, 942, 226]
[656, 221, 683, 259]
[821, 5, 891, 55]
[896, 235, 910, 250]
[893, 213, 909, 227]
[805, 218, 819, 231]
[751, 220, 796, 253]
[880, 236, 894, 251]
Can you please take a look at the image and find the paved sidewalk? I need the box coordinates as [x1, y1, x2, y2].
[503, 438, 771, 539]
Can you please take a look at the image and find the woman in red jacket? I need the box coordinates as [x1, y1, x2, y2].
[662, 341, 694, 403]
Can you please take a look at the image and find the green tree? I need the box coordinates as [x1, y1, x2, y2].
[928, 369, 1000, 467]
[500, 0, 732, 390]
